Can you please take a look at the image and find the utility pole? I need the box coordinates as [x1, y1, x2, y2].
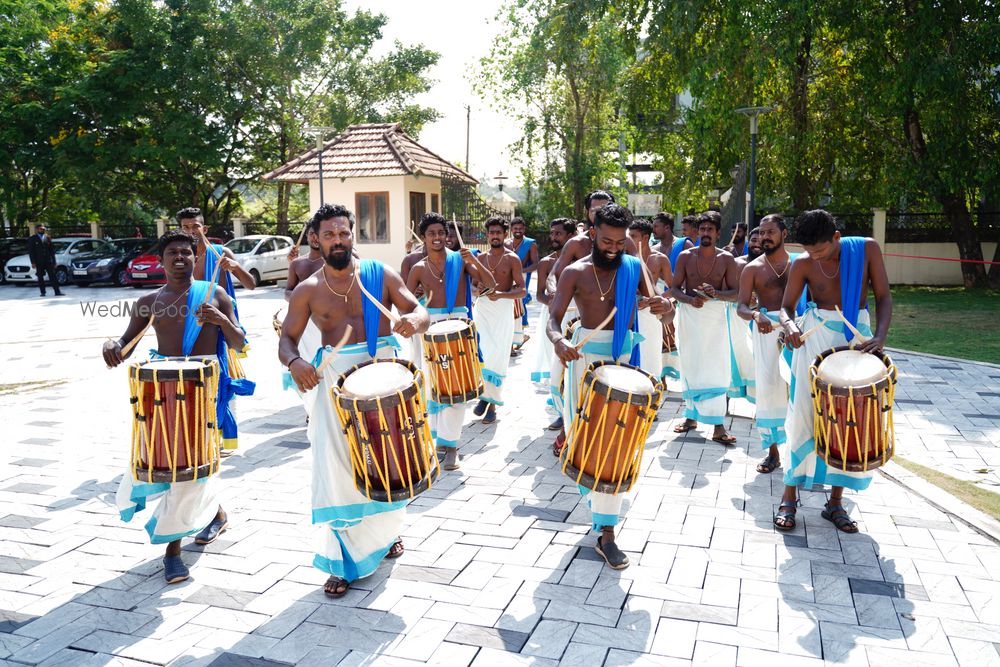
[304, 126, 335, 205]
[465, 105, 471, 172]
[734, 107, 773, 228]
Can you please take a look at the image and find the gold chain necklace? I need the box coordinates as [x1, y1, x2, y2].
[592, 262, 616, 302]
[323, 266, 356, 301]
[693, 250, 718, 282]
[483, 250, 504, 275]
[764, 254, 790, 279]
[817, 257, 839, 280]
[152, 285, 191, 315]
[426, 258, 445, 282]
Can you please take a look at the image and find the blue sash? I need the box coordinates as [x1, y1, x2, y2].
[182, 280, 255, 448]
[515, 238, 535, 303]
[612, 255, 642, 365]
[668, 237, 687, 271]
[839, 237, 866, 342]
[359, 259, 385, 357]
[203, 243, 239, 322]
[444, 249, 473, 319]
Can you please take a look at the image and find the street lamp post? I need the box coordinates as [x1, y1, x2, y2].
[734, 106, 773, 228]
[304, 126, 335, 205]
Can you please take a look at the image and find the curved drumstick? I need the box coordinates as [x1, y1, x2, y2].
[200, 231, 224, 259]
[452, 214, 464, 248]
[574, 307, 617, 350]
[357, 277, 400, 326]
[272, 309, 284, 337]
[119, 314, 155, 359]
[316, 325, 353, 376]
[834, 306, 868, 343]
[797, 321, 826, 342]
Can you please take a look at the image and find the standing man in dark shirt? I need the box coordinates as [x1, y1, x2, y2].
[28, 224, 62, 297]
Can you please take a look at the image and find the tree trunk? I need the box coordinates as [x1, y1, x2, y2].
[988, 239, 1000, 288]
[791, 28, 812, 210]
[903, 108, 986, 287]
[276, 182, 290, 235]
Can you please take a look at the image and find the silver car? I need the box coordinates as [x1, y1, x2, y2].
[4, 237, 110, 286]
[224, 235, 293, 286]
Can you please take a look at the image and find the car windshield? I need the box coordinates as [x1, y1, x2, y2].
[52, 242, 71, 254]
[112, 239, 153, 254]
[225, 238, 260, 254]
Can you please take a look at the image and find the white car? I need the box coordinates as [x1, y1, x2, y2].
[224, 235, 294, 286]
[4, 237, 111, 286]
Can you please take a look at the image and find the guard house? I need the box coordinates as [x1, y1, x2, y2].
[263, 122, 477, 269]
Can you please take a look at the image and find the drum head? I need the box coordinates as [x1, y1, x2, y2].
[136, 358, 215, 381]
[342, 361, 414, 398]
[817, 349, 887, 385]
[427, 319, 469, 335]
[592, 364, 655, 395]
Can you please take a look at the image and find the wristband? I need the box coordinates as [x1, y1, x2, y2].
[287, 356, 303, 369]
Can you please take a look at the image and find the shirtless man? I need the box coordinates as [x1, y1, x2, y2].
[724, 222, 749, 257]
[628, 218, 674, 383]
[736, 228, 762, 269]
[279, 203, 429, 598]
[547, 191, 639, 289]
[533, 218, 576, 431]
[737, 215, 790, 475]
[406, 213, 496, 470]
[103, 230, 244, 583]
[681, 214, 700, 246]
[471, 217, 525, 423]
[284, 229, 324, 300]
[669, 211, 740, 444]
[728, 226, 762, 400]
[774, 210, 892, 534]
[548, 203, 673, 569]
[651, 212, 693, 272]
[177, 208, 256, 290]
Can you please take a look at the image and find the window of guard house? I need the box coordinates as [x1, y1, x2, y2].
[430, 193, 439, 213]
[356, 192, 390, 243]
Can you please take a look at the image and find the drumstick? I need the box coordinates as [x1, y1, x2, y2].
[120, 314, 155, 358]
[295, 224, 308, 250]
[574, 307, 617, 350]
[200, 231, 224, 259]
[834, 306, 868, 343]
[357, 276, 400, 326]
[639, 259, 656, 300]
[797, 321, 826, 342]
[316, 325, 353, 376]
[452, 214, 464, 248]
[272, 309, 283, 337]
[411, 228, 422, 245]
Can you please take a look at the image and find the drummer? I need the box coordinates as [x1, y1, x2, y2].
[532, 218, 576, 432]
[471, 217, 525, 424]
[669, 211, 740, 444]
[548, 203, 673, 570]
[280, 203, 429, 598]
[726, 227, 761, 402]
[627, 218, 673, 384]
[776, 209, 892, 533]
[284, 227, 324, 300]
[736, 215, 790, 475]
[547, 191, 639, 289]
[102, 230, 247, 584]
[406, 213, 496, 471]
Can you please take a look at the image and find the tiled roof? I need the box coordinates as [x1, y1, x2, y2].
[262, 123, 476, 185]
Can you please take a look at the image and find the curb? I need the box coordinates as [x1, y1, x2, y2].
[879, 460, 1000, 545]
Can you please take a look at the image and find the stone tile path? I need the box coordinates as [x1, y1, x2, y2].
[1, 285, 999, 666]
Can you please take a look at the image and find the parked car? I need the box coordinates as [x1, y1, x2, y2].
[126, 236, 224, 287]
[225, 235, 293, 286]
[71, 238, 156, 287]
[4, 237, 107, 286]
[0, 238, 30, 284]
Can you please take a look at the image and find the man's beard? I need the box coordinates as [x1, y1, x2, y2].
[551, 241, 563, 253]
[748, 248, 763, 260]
[325, 246, 352, 270]
[700, 236, 715, 247]
[490, 239, 503, 248]
[591, 245, 623, 270]
[761, 241, 782, 256]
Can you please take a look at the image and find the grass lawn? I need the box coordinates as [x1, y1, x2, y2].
[895, 457, 1000, 523]
[885, 286, 1000, 363]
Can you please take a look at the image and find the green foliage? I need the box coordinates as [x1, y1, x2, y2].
[0, 0, 440, 232]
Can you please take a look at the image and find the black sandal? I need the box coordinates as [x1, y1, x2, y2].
[323, 576, 350, 598]
[822, 502, 858, 533]
[773, 500, 799, 531]
[756, 454, 780, 474]
[385, 539, 404, 559]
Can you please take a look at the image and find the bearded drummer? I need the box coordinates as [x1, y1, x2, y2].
[548, 203, 673, 570]
[405, 213, 496, 471]
[280, 203, 429, 598]
[102, 230, 249, 584]
[737, 215, 791, 475]
[776, 209, 892, 533]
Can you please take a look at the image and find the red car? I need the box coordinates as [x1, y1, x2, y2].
[127, 236, 223, 286]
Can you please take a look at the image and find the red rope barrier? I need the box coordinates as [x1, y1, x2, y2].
[884, 252, 1000, 266]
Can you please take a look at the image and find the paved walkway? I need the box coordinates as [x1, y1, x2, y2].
[1, 285, 999, 667]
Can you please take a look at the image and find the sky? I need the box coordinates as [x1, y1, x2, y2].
[344, 0, 522, 186]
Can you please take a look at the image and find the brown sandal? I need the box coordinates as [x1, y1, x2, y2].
[822, 503, 858, 533]
[385, 539, 404, 559]
[324, 576, 350, 598]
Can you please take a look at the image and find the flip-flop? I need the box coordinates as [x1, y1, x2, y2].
[595, 536, 630, 570]
[385, 539, 404, 559]
[194, 516, 228, 545]
[482, 406, 497, 424]
[712, 434, 737, 445]
[552, 433, 565, 457]
[672, 421, 697, 433]
[756, 454, 780, 473]
[163, 555, 190, 584]
[324, 576, 351, 598]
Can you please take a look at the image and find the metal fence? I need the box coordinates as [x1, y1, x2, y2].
[886, 211, 1000, 243]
